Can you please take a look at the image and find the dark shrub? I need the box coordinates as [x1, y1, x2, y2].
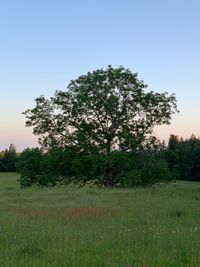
[16, 148, 42, 187]
[17, 148, 174, 188]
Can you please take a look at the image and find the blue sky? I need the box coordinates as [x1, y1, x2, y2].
[0, 0, 200, 151]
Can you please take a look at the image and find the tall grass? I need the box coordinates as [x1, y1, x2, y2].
[0, 173, 200, 266]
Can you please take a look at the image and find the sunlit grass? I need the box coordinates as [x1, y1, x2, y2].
[0, 173, 200, 266]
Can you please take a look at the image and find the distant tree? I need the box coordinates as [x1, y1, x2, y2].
[0, 152, 5, 172]
[168, 134, 179, 150]
[166, 136, 200, 181]
[189, 134, 197, 142]
[2, 144, 17, 171]
[23, 66, 178, 153]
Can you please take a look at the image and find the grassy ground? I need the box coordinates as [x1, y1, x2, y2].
[1, 173, 200, 267]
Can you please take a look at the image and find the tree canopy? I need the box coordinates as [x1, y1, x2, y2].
[24, 66, 178, 153]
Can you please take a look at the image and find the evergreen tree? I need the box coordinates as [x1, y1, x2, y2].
[2, 144, 17, 171]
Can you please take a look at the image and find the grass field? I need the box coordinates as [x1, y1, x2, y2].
[1, 173, 200, 267]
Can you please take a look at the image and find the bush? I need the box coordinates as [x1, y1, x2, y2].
[139, 157, 175, 185]
[17, 148, 175, 188]
[39, 149, 75, 186]
[16, 148, 42, 187]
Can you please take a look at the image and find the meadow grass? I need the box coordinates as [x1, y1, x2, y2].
[0, 173, 200, 266]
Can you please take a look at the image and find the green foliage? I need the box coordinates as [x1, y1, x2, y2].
[176, 137, 200, 181]
[17, 148, 174, 188]
[23, 66, 178, 153]
[16, 148, 42, 187]
[165, 134, 200, 181]
[0, 144, 17, 172]
[138, 156, 175, 184]
[168, 134, 179, 150]
[39, 149, 75, 186]
[71, 152, 136, 187]
[164, 148, 179, 177]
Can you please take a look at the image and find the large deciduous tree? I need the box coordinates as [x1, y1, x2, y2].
[23, 66, 178, 153]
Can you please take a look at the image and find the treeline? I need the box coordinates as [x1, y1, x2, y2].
[166, 134, 200, 181]
[0, 144, 17, 172]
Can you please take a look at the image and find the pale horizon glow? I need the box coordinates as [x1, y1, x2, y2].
[1, 0, 200, 151]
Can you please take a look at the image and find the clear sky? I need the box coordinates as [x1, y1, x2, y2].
[0, 0, 200, 151]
